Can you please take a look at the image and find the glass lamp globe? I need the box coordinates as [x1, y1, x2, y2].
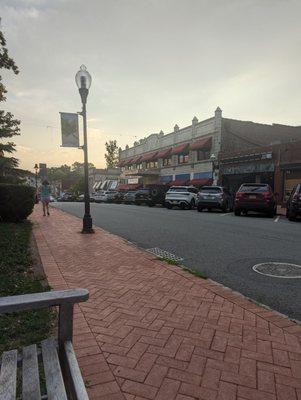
[210, 154, 216, 161]
[75, 65, 92, 90]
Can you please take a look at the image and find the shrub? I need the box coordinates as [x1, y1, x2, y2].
[0, 184, 35, 222]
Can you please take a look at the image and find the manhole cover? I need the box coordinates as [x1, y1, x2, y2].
[253, 262, 301, 278]
[147, 248, 183, 263]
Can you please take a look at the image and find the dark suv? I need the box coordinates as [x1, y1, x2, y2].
[234, 183, 277, 217]
[135, 185, 167, 207]
[197, 186, 233, 212]
[286, 183, 301, 221]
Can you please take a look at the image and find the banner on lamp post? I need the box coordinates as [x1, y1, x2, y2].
[60, 112, 79, 147]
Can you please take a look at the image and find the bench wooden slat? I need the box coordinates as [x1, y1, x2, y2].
[0, 350, 18, 400]
[64, 341, 89, 400]
[41, 339, 67, 400]
[22, 344, 41, 400]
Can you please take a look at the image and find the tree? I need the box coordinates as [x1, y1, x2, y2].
[0, 20, 20, 179]
[105, 140, 119, 168]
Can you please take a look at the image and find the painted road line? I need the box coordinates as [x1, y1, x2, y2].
[274, 216, 280, 223]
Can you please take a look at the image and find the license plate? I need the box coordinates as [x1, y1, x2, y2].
[249, 195, 256, 199]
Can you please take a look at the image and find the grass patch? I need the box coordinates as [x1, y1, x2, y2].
[182, 267, 207, 279]
[157, 257, 181, 266]
[0, 221, 55, 354]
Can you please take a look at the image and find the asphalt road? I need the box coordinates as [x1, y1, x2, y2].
[53, 202, 301, 321]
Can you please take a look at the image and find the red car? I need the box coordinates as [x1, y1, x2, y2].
[234, 183, 277, 217]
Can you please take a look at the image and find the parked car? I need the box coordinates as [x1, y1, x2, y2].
[76, 194, 85, 202]
[94, 191, 117, 203]
[134, 185, 168, 207]
[234, 183, 277, 217]
[286, 183, 301, 221]
[57, 193, 77, 202]
[112, 191, 125, 204]
[165, 186, 198, 210]
[197, 186, 233, 212]
[123, 191, 138, 204]
[49, 195, 56, 202]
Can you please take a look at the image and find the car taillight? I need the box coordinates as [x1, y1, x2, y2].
[235, 192, 243, 200]
[262, 192, 272, 200]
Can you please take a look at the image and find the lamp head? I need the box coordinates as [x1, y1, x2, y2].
[75, 65, 92, 90]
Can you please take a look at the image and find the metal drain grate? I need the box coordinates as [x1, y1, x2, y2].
[147, 247, 184, 263]
[253, 262, 301, 278]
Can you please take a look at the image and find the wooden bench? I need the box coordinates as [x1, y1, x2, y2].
[0, 288, 90, 400]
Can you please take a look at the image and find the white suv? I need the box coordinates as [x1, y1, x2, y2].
[165, 186, 198, 210]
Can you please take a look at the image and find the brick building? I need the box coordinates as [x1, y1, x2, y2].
[119, 108, 301, 195]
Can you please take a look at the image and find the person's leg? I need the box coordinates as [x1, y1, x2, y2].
[46, 201, 50, 215]
[42, 201, 46, 216]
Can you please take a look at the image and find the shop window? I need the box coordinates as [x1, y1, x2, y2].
[163, 158, 171, 166]
[146, 161, 158, 169]
[137, 163, 142, 170]
[178, 153, 189, 164]
[197, 150, 210, 161]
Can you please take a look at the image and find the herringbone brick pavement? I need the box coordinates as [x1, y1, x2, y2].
[31, 207, 301, 400]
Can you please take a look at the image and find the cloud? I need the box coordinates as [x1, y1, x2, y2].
[0, 0, 300, 170]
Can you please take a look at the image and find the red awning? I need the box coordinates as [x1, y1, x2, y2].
[171, 142, 189, 155]
[117, 184, 141, 191]
[189, 178, 213, 186]
[130, 155, 142, 164]
[123, 158, 134, 166]
[157, 148, 172, 158]
[169, 179, 189, 186]
[140, 151, 158, 162]
[189, 137, 212, 151]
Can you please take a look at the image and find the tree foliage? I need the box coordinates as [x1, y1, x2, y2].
[47, 161, 95, 194]
[105, 140, 119, 168]
[0, 21, 20, 179]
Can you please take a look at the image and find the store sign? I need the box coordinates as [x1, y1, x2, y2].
[221, 152, 273, 165]
[128, 178, 139, 184]
[221, 163, 274, 175]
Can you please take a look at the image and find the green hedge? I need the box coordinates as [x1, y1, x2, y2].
[0, 184, 35, 222]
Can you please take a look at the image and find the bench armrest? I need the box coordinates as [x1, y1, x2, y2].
[0, 289, 89, 314]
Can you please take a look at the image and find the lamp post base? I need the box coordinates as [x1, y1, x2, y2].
[82, 215, 94, 234]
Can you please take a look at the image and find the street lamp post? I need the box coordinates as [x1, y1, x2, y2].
[34, 163, 39, 203]
[75, 65, 94, 233]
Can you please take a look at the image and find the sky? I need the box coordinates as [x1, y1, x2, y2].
[1, 0, 301, 171]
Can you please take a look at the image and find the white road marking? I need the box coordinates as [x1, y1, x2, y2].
[274, 216, 280, 223]
[220, 213, 232, 216]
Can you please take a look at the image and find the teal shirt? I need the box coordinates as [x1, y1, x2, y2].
[41, 185, 50, 198]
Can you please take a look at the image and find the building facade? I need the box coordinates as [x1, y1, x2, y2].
[119, 107, 222, 187]
[119, 108, 301, 198]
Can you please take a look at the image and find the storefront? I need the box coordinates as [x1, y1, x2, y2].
[281, 164, 301, 201]
[220, 152, 275, 193]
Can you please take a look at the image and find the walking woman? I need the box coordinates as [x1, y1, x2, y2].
[41, 180, 51, 216]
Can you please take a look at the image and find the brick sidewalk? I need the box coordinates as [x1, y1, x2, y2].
[31, 207, 301, 400]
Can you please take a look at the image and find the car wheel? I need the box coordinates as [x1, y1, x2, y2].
[197, 206, 203, 212]
[207, 208, 212, 212]
[234, 209, 241, 216]
[148, 202, 154, 207]
[166, 203, 172, 209]
[180, 203, 186, 210]
[190, 199, 195, 209]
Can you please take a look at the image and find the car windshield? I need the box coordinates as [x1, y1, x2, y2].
[169, 187, 188, 192]
[239, 185, 269, 193]
[200, 187, 222, 193]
